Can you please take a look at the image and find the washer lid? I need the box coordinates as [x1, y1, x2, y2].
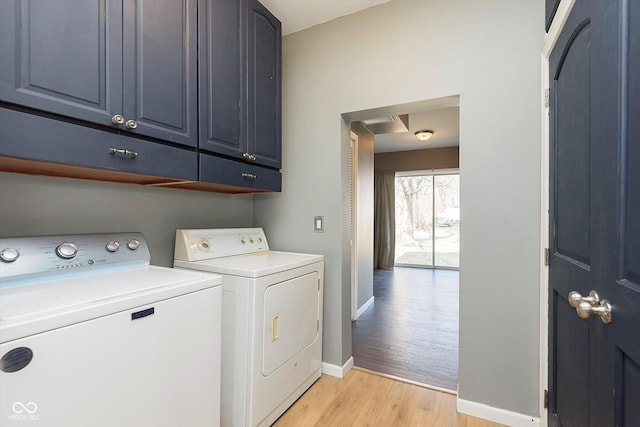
[174, 251, 323, 278]
[0, 266, 221, 343]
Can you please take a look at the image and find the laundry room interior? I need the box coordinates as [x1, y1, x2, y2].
[4, 0, 636, 426]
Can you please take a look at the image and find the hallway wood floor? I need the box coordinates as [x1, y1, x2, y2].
[352, 268, 459, 390]
[273, 369, 505, 427]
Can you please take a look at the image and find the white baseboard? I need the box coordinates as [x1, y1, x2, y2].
[457, 398, 540, 427]
[322, 356, 354, 378]
[353, 296, 374, 320]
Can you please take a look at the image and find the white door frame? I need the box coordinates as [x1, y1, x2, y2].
[350, 131, 359, 320]
[539, 1, 576, 425]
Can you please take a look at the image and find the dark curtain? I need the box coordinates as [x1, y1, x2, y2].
[374, 171, 395, 269]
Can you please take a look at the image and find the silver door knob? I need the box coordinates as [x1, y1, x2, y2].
[576, 300, 612, 324]
[112, 114, 125, 125]
[125, 119, 138, 129]
[568, 290, 600, 308]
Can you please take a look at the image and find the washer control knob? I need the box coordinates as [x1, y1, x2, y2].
[257, 237, 263, 243]
[249, 238, 254, 244]
[106, 241, 120, 252]
[127, 239, 140, 250]
[240, 238, 246, 244]
[56, 243, 78, 259]
[0, 248, 20, 263]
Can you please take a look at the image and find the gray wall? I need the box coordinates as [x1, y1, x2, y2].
[253, 0, 543, 418]
[0, 172, 253, 267]
[352, 123, 374, 310]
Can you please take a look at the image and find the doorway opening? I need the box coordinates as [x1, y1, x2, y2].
[346, 95, 460, 392]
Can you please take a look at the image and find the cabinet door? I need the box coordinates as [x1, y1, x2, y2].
[246, 0, 281, 169]
[122, 0, 198, 147]
[198, 0, 244, 158]
[200, 153, 281, 192]
[0, 0, 123, 128]
[1, 107, 198, 181]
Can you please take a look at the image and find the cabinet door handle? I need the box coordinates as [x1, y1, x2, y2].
[125, 119, 138, 129]
[243, 152, 257, 162]
[111, 114, 125, 125]
[109, 148, 138, 158]
[242, 172, 257, 180]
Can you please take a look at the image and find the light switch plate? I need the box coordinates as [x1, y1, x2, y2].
[314, 216, 324, 233]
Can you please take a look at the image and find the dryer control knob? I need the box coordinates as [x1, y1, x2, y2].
[0, 248, 20, 263]
[106, 241, 120, 252]
[127, 239, 140, 250]
[198, 239, 211, 251]
[56, 243, 78, 259]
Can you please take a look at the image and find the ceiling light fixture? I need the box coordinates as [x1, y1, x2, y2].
[414, 130, 434, 141]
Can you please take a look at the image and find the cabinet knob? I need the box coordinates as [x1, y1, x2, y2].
[112, 114, 125, 125]
[125, 119, 138, 129]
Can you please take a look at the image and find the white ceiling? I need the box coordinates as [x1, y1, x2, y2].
[372, 107, 460, 153]
[260, 0, 460, 153]
[260, 0, 392, 35]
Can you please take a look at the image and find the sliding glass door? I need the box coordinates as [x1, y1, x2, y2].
[394, 171, 459, 269]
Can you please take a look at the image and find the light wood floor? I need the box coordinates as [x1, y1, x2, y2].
[273, 369, 506, 427]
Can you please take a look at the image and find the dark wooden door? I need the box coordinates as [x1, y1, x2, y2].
[545, 0, 561, 32]
[122, 0, 197, 147]
[549, 0, 640, 426]
[0, 0, 123, 127]
[246, 0, 281, 169]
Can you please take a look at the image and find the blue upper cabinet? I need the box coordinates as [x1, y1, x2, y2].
[246, 0, 282, 169]
[198, 0, 243, 157]
[122, 0, 198, 147]
[0, 0, 281, 193]
[0, 0, 198, 148]
[199, 0, 281, 170]
[0, 0, 123, 127]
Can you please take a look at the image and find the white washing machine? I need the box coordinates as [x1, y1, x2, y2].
[174, 228, 324, 427]
[0, 232, 222, 427]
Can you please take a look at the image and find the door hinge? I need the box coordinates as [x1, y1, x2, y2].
[544, 88, 550, 108]
[544, 248, 550, 266]
[544, 389, 549, 409]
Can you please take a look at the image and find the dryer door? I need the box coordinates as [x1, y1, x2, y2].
[262, 272, 319, 376]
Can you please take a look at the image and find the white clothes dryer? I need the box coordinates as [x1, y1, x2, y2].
[174, 228, 324, 427]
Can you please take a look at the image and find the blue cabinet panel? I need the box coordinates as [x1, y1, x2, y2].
[246, 0, 281, 169]
[0, 107, 197, 181]
[123, 0, 198, 147]
[200, 153, 281, 192]
[198, 0, 243, 157]
[0, 0, 123, 127]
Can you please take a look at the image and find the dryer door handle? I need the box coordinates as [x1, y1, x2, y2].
[272, 314, 280, 341]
